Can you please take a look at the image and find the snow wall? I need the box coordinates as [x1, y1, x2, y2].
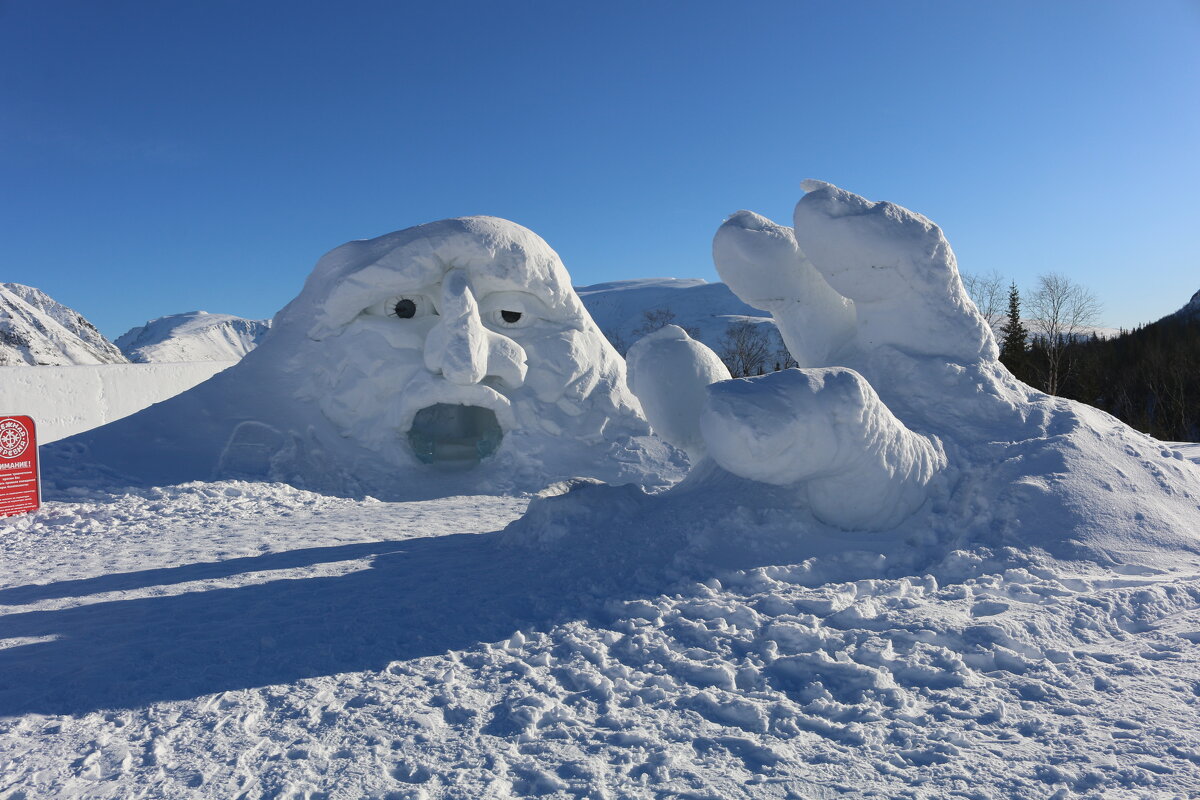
[0, 362, 235, 443]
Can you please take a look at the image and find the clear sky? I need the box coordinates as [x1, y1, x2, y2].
[2, 0, 1197, 338]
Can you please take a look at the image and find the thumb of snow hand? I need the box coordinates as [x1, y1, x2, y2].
[701, 368, 945, 531]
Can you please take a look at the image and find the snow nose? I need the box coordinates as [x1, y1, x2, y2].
[423, 270, 528, 388]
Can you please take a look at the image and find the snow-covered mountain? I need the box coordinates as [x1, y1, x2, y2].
[1170, 288, 1200, 320]
[576, 278, 776, 354]
[0, 283, 127, 366]
[116, 311, 271, 363]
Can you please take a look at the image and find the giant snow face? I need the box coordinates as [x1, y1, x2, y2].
[39, 215, 680, 498]
[274, 216, 643, 471]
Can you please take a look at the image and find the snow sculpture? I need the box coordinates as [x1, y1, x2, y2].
[44, 217, 684, 498]
[625, 325, 730, 461]
[514, 181, 1200, 575]
[700, 368, 945, 531]
[710, 210, 855, 367]
[661, 180, 988, 531]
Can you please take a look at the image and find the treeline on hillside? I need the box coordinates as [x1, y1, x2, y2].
[1004, 316, 1200, 442]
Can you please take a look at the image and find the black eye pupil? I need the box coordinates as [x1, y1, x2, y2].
[501, 310, 522, 324]
[393, 299, 417, 319]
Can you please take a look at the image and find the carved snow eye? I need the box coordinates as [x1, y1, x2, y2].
[484, 307, 530, 329]
[480, 291, 545, 332]
[365, 295, 437, 319]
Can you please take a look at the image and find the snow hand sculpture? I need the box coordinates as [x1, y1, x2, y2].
[517, 182, 1200, 572]
[701, 181, 999, 531]
[701, 368, 945, 531]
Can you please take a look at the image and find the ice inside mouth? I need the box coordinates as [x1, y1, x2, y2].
[407, 404, 503, 467]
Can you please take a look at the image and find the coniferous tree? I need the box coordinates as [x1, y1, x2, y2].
[999, 282, 1029, 380]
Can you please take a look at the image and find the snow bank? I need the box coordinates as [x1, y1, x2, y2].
[0, 361, 235, 442]
[43, 217, 685, 498]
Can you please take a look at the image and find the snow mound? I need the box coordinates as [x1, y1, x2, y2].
[116, 311, 271, 363]
[520, 182, 1200, 572]
[0, 283, 126, 366]
[43, 217, 686, 498]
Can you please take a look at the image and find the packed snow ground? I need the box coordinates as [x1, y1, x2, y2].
[2, 480, 1199, 800]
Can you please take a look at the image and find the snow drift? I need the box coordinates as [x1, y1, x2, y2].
[514, 181, 1200, 573]
[42, 217, 684, 498]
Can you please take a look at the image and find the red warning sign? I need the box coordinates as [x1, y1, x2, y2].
[0, 416, 40, 518]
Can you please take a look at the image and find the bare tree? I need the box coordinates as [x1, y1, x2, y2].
[632, 307, 700, 339]
[770, 327, 798, 371]
[1026, 272, 1102, 395]
[961, 270, 1007, 329]
[602, 328, 629, 356]
[718, 321, 772, 377]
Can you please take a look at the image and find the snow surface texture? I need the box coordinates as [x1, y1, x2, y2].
[42, 217, 685, 498]
[0, 362, 235, 443]
[0, 283, 126, 366]
[625, 324, 730, 461]
[1171, 441, 1200, 465]
[116, 311, 271, 363]
[3, 482, 1200, 799]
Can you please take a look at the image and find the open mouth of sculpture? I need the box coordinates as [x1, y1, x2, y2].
[407, 404, 504, 467]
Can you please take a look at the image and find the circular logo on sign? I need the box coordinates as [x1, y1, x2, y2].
[0, 419, 29, 459]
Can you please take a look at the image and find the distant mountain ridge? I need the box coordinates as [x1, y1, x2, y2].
[575, 278, 775, 355]
[116, 311, 271, 363]
[0, 283, 127, 366]
[1171, 289, 1200, 321]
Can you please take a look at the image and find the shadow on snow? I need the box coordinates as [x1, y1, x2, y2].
[0, 527, 674, 717]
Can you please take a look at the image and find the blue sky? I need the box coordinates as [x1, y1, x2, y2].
[2, 0, 1197, 338]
